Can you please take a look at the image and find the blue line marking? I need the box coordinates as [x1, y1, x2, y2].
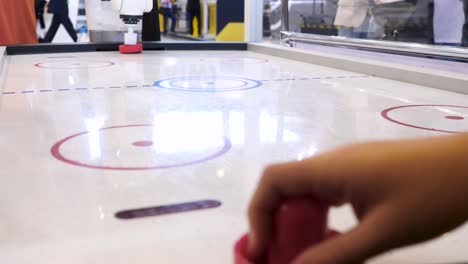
[22, 91, 34, 93]
[3, 92, 16, 94]
[40, 90, 53, 92]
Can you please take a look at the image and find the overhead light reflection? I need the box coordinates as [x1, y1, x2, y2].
[260, 110, 278, 143]
[229, 111, 245, 145]
[152, 111, 224, 154]
[307, 146, 318, 156]
[297, 153, 304, 161]
[283, 129, 300, 142]
[165, 57, 178, 66]
[98, 206, 105, 220]
[84, 117, 105, 159]
[68, 75, 75, 85]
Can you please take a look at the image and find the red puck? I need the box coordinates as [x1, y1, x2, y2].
[234, 234, 255, 264]
[268, 197, 329, 264]
[119, 43, 143, 54]
[234, 197, 338, 264]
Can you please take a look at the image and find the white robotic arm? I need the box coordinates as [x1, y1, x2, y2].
[110, 0, 154, 45]
[111, 0, 123, 11]
[144, 0, 153, 13]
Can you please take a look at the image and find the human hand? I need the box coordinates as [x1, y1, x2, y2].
[248, 134, 468, 264]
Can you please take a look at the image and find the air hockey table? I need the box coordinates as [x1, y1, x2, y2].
[1, 42, 468, 264]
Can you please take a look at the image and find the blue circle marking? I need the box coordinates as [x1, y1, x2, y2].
[154, 76, 263, 92]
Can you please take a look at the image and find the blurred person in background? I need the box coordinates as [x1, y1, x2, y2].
[462, 0, 468, 46]
[368, 0, 417, 40]
[42, 0, 78, 43]
[160, 0, 176, 35]
[0, 0, 38, 45]
[433, 0, 465, 46]
[142, 0, 162, 41]
[35, 0, 47, 39]
[334, 0, 370, 38]
[172, 0, 181, 22]
[186, 0, 201, 35]
[334, 0, 417, 40]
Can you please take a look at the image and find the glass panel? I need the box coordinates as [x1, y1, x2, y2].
[264, 0, 468, 48]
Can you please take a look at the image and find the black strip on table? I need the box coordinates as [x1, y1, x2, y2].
[115, 199, 222, 220]
[6, 42, 248, 55]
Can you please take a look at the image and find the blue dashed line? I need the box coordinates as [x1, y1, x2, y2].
[1, 75, 372, 97]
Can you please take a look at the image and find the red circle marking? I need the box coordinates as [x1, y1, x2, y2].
[382, 105, 468, 133]
[51, 124, 232, 170]
[35, 60, 115, 69]
[132, 140, 154, 147]
[445, 116, 465, 120]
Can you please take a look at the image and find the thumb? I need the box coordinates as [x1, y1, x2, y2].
[293, 208, 392, 264]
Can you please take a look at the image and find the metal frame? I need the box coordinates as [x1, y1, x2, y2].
[249, 42, 468, 95]
[280, 0, 468, 60]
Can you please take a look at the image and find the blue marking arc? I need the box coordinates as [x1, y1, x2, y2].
[154, 76, 263, 92]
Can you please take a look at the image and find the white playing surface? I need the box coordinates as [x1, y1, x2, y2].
[1, 50, 468, 264]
